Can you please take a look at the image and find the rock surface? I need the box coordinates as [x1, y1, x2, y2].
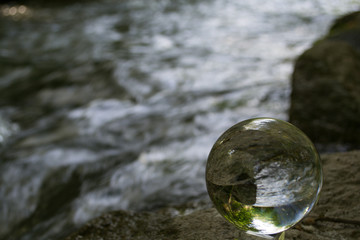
[66, 151, 360, 240]
[289, 11, 360, 148]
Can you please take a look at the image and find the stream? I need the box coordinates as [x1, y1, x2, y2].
[0, 0, 359, 239]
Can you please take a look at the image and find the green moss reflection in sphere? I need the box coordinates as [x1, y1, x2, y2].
[206, 118, 323, 237]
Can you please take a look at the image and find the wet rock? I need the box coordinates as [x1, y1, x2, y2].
[66, 151, 360, 240]
[289, 11, 360, 148]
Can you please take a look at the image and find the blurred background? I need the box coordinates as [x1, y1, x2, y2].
[0, 0, 359, 239]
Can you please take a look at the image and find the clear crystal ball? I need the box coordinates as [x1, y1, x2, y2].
[206, 118, 323, 237]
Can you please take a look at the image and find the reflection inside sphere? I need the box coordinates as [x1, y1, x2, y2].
[206, 118, 322, 238]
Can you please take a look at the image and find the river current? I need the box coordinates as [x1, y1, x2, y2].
[0, 0, 358, 239]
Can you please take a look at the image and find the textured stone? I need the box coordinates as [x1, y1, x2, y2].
[66, 151, 360, 240]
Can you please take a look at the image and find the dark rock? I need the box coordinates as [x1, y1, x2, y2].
[289, 11, 360, 148]
[329, 11, 360, 36]
[328, 11, 360, 51]
[66, 151, 360, 240]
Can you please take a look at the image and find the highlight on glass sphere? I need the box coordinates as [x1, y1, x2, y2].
[206, 118, 323, 239]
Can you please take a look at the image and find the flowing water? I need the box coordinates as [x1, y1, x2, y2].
[0, 0, 358, 239]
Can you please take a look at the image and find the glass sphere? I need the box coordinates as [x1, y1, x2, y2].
[206, 118, 322, 237]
